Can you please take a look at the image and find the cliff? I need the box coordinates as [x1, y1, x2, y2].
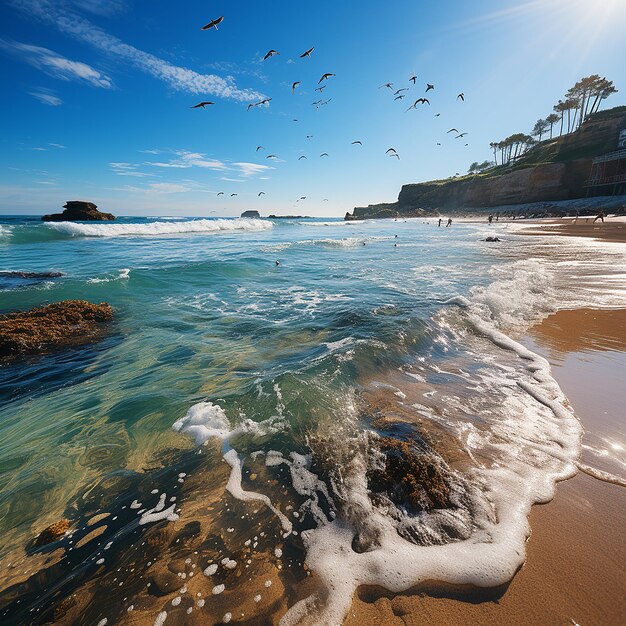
[345, 106, 626, 219]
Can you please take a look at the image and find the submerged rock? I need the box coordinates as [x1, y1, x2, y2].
[484, 236, 501, 242]
[42, 201, 115, 222]
[35, 519, 70, 546]
[0, 300, 113, 359]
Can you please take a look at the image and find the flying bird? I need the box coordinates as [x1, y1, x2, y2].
[409, 74, 417, 84]
[247, 103, 257, 111]
[426, 83, 435, 92]
[315, 85, 327, 93]
[256, 146, 264, 151]
[351, 140, 362, 145]
[266, 154, 278, 159]
[385, 148, 398, 155]
[389, 153, 400, 160]
[320, 153, 329, 157]
[258, 98, 272, 106]
[263, 50, 279, 60]
[191, 101, 214, 108]
[457, 93, 465, 101]
[217, 192, 224, 196]
[298, 155, 307, 160]
[323, 198, 329, 201]
[394, 88, 408, 95]
[380, 83, 393, 89]
[258, 192, 265, 196]
[300, 47, 314, 58]
[201, 16, 224, 30]
[407, 98, 429, 110]
[455, 133, 468, 138]
[230, 193, 237, 197]
[435, 113, 441, 117]
[292, 81, 301, 94]
[394, 95, 406, 100]
[318, 73, 336, 83]
[447, 128, 459, 134]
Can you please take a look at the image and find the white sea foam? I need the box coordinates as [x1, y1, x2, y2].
[46, 218, 273, 238]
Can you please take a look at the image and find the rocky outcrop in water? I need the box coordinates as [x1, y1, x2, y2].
[0, 300, 113, 359]
[34, 519, 70, 547]
[241, 210, 260, 218]
[42, 201, 115, 222]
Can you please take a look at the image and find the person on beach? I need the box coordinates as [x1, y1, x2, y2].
[438, 218, 442, 227]
[593, 210, 606, 223]
[488, 215, 493, 224]
[446, 218, 452, 227]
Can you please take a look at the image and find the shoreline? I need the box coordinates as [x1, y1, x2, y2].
[344, 306, 626, 626]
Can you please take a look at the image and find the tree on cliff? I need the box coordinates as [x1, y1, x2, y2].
[565, 75, 618, 130]
[545, 113, 560, 139]
[532, 119, 550, 142]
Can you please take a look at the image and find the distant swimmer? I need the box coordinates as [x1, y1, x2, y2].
[275, 260, 280, 265]
[191, 101, 215, 108]
[593, 210, 606, 223]
[446, 218, 452, 227]
[438, 218, 442, 227]
[395, 234, 398, 237]
[201, 16, 224, 30]
[300, 47, 315, 58]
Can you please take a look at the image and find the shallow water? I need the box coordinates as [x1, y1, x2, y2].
[0, 215, 624, 624]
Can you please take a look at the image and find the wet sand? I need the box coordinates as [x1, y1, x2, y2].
[345, 307, 626, 625]
[515, 216, 626, 243]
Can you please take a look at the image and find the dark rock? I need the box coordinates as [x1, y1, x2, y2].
[42, 200, 115, 222]
[0, 271, 63, 279]
[241, 210, 260, 218]
[147, 570, 180, 596]
[0, 300, 114, 359]
[35, 519, 70, 546]
[484, 236, 501, 242]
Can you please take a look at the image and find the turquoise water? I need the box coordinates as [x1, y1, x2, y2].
[1, 214, 620, 624]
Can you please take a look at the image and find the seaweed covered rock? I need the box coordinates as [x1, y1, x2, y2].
[42, 201, 115, 222]
[0, 300, 113, 359]
[34, 519, 70, 546]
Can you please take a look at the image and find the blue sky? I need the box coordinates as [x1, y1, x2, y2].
[1, 0, 625, 217]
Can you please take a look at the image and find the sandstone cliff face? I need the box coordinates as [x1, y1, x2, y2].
[345, 107, 626, 219]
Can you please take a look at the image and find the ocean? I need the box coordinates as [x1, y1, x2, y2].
[0, 215, 624, 625]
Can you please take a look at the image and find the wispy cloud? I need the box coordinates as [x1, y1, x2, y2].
[1, 39, 112, 87]
[233, 162, 273, 177]
[11, 0, 264, 101]
[29, 88, 63, 105]
[110, 162, 154, 177]
[145, 151, 229, 171]
[49, 142, 65, 148]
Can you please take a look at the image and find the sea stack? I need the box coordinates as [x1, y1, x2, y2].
[241, 210, 260, 218]
[42, 201, 115, 222]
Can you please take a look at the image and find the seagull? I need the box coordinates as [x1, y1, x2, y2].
[457, 93, 465, 101]
[455, 133, 468, 139]
[380, 83, 393, 89]
[230, 193, 237, 197]
[258, 192, 265, 196]
[320, 98, 332, 106]
[247, 103, 257, 111]
[191, 101, 214, 108]
[201, 16, 224, 31]
[217, 192, 224, 196]
[292, 81, 301, 94]
[385, 148, 398, 155]
[394, 95, 406, 100]
[389, 153, 400, 160]
[351, 140, 362, 145]
[300, 196, 306, 200]
[447, 128, 459, 134]
[256, 146, 264, 151]
[306, 135, 313, 139]
[315, 85, 327, 93]
[298, 155, 307, 160]
[318, 73, 336, 83]
[263, 50, 279, 60]
[320, 153, 329, 157]
[435, 113, 441, 117]
[258, 98, 272, 106]
[406, 98, 429, 110]
[409, 74, 417, 84]
[394, 88, 408, 95]
[426, 83, 435, 92]
[436, 143, 441, 146]
[266, 154, 278, 159]
[300, 47, 314, 58]
[323, 198, 329, 201]
[293, 119, 298, 122]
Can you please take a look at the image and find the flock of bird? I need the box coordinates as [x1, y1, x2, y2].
[193, 15, 469, 203]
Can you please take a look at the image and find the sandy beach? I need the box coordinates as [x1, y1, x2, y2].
[514, 215, 626, 243]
